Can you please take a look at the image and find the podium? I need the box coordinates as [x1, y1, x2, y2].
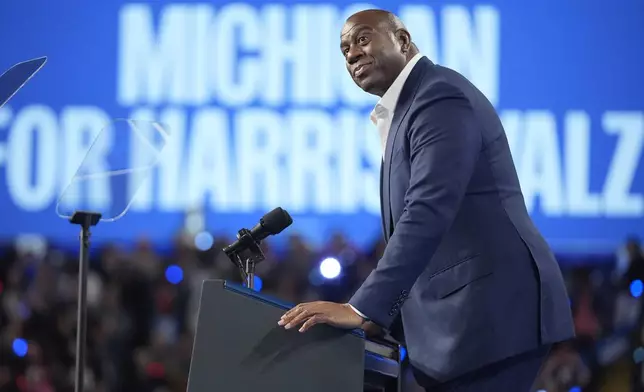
[188, 280, 401, 392]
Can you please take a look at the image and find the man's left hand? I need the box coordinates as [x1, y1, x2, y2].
[278, 301, 365, 332]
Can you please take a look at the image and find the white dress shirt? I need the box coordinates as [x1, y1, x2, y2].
[349, 53, 424, 321]
[370, 53, 424, 156]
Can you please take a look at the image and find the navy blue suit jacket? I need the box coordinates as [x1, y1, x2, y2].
[349, 57, 574, 381]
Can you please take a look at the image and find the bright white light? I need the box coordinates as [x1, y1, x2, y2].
[194, 231, 213, 251]
[319, 257, 341, 279]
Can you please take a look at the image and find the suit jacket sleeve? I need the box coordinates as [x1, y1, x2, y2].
[349, 84, 482, 328]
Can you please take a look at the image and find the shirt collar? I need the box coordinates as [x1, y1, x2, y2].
[370, 53, 424, 124]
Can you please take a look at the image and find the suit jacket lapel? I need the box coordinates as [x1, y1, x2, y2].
[382, 57, 432, 240]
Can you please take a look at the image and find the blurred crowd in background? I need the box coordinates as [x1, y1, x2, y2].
[1, 231, 643, 392]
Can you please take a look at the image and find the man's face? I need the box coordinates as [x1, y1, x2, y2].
[340, 16, 407, 96]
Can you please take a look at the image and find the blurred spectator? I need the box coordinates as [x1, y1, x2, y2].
[534, 342, 591, 392]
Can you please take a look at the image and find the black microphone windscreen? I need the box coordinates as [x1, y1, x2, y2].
[261, 207, 293, 234]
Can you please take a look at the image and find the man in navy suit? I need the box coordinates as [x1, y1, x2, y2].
[279, 9, 574, 390]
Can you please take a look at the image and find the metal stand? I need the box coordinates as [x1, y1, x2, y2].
[224, 228, 265, 290]
[69, 211, 101, 392]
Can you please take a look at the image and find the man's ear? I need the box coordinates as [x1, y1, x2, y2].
[395, 29, 412, 53]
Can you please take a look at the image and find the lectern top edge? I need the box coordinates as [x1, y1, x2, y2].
[210, 279, 367, 339]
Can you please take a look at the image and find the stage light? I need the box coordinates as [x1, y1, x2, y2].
[253, 275, 263, 292]
[400, 347, 407, 361]
[12, 338, 28, 357]
[630, 279, 643, 298]
[165, 265, 184, 285]
[634, 347, 644, 363]
[194, 231, 214, 251]
[569, 387, 581, 392]
[319, 257, 341, 279]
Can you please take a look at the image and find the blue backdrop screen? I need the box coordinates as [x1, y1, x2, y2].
[0, 1, 642, 253]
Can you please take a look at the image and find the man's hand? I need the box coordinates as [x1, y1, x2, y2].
[278, 301, 365, 332]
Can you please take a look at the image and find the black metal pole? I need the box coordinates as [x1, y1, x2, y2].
[74, 223, 90, 392]
[69, 211, 101, 392]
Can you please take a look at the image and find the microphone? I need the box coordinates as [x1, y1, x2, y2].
[223, 207, 293, 255]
